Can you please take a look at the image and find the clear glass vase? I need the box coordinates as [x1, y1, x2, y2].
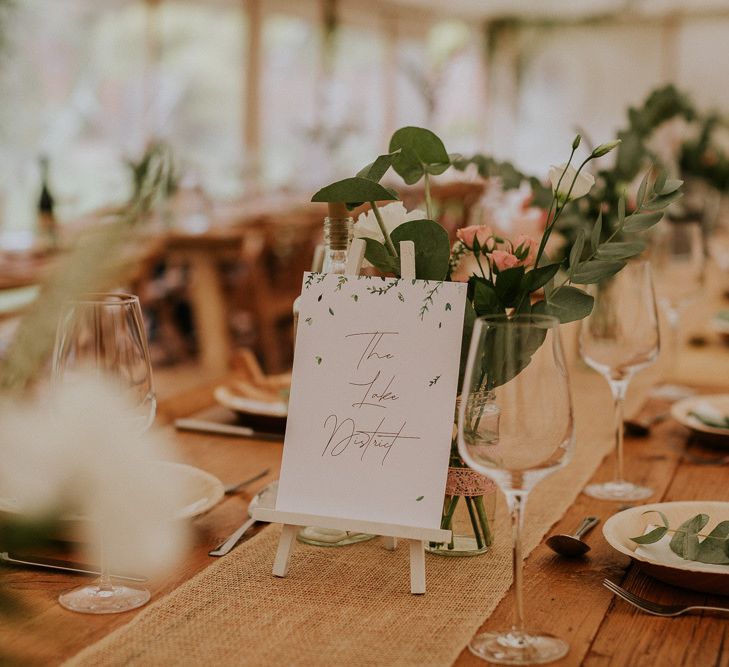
[427, 391, 498, 557]
[426, 464, 497, 557]
[297, 527, 375, 547]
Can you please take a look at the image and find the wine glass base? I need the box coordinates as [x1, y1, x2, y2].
[469, 630, 569, 665]
[583, 481, 653, 502]
[58, 582, 151, 614]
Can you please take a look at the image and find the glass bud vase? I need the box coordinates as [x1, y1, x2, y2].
[427, 391, 498, 557]
[426, 464, 497, 557]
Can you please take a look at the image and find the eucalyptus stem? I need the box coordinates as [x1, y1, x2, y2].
[474, 495, 493, 547]
[549, 194, 640, 299]
[424, 172, 434, 220]
[370, 201, 398, 258]
[465, 496, 484, 549]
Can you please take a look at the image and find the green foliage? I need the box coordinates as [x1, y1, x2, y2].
[478, 314, 548, 388]
[388, 127, 451, 184]
[363, 238, 399, 274]
[356, 151, 399, 182]
[391, 219, 450, 280]
[533, 286, 594, 324]
[311, 177, 398, 209]
[630, 511, 729, 565]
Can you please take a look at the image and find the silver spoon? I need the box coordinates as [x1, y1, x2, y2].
[546, 516, 600, 557]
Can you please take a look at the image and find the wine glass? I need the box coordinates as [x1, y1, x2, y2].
[649, 219, 705, 390]
[579, 261, 660, 501]
[52, 292, 156, 614]
[458, 314, 574, 665]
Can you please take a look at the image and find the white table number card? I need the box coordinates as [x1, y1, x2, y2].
[276, 272, 467, 530]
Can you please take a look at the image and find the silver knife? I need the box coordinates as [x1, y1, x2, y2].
[208, 517, 258, 557]
[0, 552, 148, 582]
[174, 419, 283, 441]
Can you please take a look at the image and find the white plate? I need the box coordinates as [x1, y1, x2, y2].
[603, 501, 729, 595]
[671, 394, 729, 445]
[0, 461, 224, 525]
[214, 385, 288, 419]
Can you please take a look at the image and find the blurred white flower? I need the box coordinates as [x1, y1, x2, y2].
[354, 202, 426, 245]
[0, 375, 190, 576]
[548, 164, 595, 200]
[476, 179, 546, 237]
[711, 124, 729, 157]
[645, 116, 701, 169]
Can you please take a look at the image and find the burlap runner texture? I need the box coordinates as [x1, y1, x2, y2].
[65, 368, 620, 667]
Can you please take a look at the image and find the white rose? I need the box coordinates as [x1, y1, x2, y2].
[711, 125, 729, 157]
[548, 163, 595, 200]
[354, 202, 426, 245]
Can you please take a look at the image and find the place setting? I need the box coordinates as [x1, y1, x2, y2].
[2, 4, 729, 666]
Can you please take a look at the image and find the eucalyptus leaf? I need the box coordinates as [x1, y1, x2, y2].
[595, 241, 646, 260]
[494, 266, 525, 308]
[650, 190, 683, 208]
[356, 152, 399, 182]
[522, 263, 560, 292]
[537, 286, 594, 323]
[618, 197, 626, 227]
[622, 211, 663, 233]
[696, 521, 729, 564]
[591, 212, 603, 253]
[631, 526, 668, 544]
[391, 219, 450, 280]
[389, 127, 451, 184]
[569, 228, 586, 278]
[670, 514, 709, 561]
[659, 178, 683, 195]
[571, 260, 626, 284]
[311, 177, 399, 206]
[363, 238, 400, 275]
[480, 314, 547, 388]
[636, 171, 649, 209]
[654, 169, 667, 193]
[471, 278, 501, 316]
[630, 510, 670, 544]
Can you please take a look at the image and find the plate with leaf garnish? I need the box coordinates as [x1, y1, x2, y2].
[214, 349, 289, 427]
[671, 395, 729, 446]
[603, 501, 729, 595]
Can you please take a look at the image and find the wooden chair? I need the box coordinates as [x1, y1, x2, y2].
[233, 210, 323, 373]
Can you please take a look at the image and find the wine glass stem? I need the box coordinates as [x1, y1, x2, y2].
[608, 379, 629, 483]
[666, 308, 680, 383]
[506, 492, 527, 632]
[98, 532, 113, 592]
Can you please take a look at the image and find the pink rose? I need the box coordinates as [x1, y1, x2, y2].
[490, 250, 521, 271]
[513, 234, 538, 267]
[457, 225, 494, 251]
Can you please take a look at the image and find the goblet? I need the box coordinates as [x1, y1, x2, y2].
[579, 261, 660, 501]
[650, 219, 704, 391]
[52, 292, 156, 614]
[458, 314, 574, 665]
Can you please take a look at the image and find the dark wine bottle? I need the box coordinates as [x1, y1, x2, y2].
[38, 155, 57, 249]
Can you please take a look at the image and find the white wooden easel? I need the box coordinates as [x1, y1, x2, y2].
[252, 237, 452, 594]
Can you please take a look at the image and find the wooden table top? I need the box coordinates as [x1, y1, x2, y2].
[2, 371, 729, 665]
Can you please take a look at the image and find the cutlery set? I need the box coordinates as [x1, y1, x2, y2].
[5, 401, 727, 612]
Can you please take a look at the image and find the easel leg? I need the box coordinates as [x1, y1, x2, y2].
[409, 539, 426, 595]
[382, 536, 397, 551]
[272, 524, 298, 577]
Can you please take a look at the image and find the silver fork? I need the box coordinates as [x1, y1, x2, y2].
[602, 579, 729, 617]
